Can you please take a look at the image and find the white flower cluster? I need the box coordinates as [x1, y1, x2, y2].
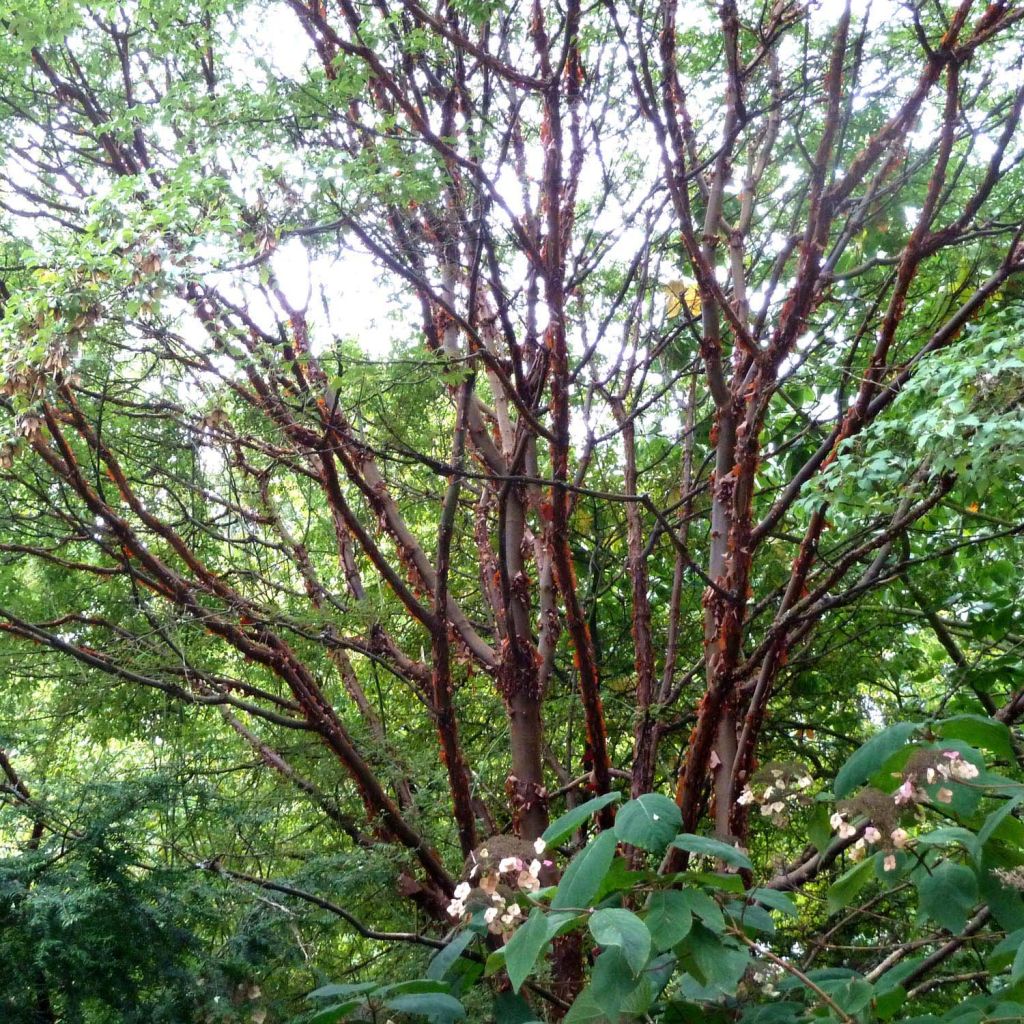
[448, 837, 550, 930]
[895, 750, 978, 808]
[831, 811, 911, 872]
[737, 768, 813, 822]
[446, 881, 474, 919]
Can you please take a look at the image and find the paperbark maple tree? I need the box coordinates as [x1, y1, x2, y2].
[1, 0, 1023, 1017]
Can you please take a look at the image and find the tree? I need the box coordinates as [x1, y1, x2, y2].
[0, 0, 1023, 1020]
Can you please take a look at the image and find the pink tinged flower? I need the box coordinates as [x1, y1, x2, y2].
[942, 750, 961, 761]
[883, 854, 897, 872]
[838, 822, 856, 839]
[937, 787, 954, 804]
[517, 871, 540, 892]
[542, 859, 553, 867]
[829, 812, 845, 829]
[895, 779, 915, 804]
[891, 828, 909, 849]
[952, 761, 979, 781]
[864, 827, 882, 845]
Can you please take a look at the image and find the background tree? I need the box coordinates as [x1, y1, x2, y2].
[0, 0, 1023, 1020]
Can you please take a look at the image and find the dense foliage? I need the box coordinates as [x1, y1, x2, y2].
[1, 0, 1023, 1021]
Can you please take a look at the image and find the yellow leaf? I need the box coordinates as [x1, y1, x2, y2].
[665, 278, 701, 319]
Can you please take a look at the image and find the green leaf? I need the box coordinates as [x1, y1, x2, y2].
[726, 900, 775, 934]
[917, 827, 980, 864]
[308, 982, 378, 1001]
[552, 828, 618, 910]
[379, 981, 453, 998]
[1012, 939, 1024, 985]
[590, 947, 641, 1022]
[426, 929, 476, 980]
[644, 889, 694, 951]
[613, 793, 682, 853]
[739, 1004, 806, 1023]
[977, 794, 1023, 849]
[808, 803, 834, 854]
[309, 1001, 362, 1024]
[483, 948, 506, 978]
[935, 715, 1014, 760]
[873, 987, 907, 1021]
[589, 908, 652, 975]
[542, 792, 622, 846]
[678, 923, 749, 995]
[835, 721, 921, 797]
[504, 908, 551, 993]
[383, 992, 466, 1021]
[493, 991, 542, 1024]
[562, 985, 610, 1024]
[828, 854, 877, 914]
[670, 834, 752, 871]
[676, 888, 725, 934]
[916, 861, 978, 933]
[747, 889, 798, 917]
[621, 952, 676, 1015]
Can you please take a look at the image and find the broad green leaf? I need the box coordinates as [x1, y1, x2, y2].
[917, 827, 981, 864]
[613, 793, 682, 853]
[670, 834, 752, 871]
[835, 721, 921, 797]
[621, 952, 675, 1015]
[308, 983, 378, 1001]
[739, 1004, 806, 1023]
[426, 929, 476, 980]
[384, 992, 466, 1021]
[916, 861, 978, 933]
[309, 1001, 362, 1024]
[726, 900, 775, 934]
[678, 923, 749, 995]
[676, 888, 725, 934]
[935, 715, 1015, 760]
[590, 947, 641, 1022]
[504, 908, 550, 993]
[562, 985, 608, 1024]
[493, 991, 542, 1024]
[552, 828, 618, 910]
[827, 854, 877, 914]
[747, 888, 798, 917]
[542, 792, 621, 846]
[588, 908, 652, 975]
[644, 889, 693, 950]
[977, 794, 1024, 849]
[379, 981, 453, 998]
